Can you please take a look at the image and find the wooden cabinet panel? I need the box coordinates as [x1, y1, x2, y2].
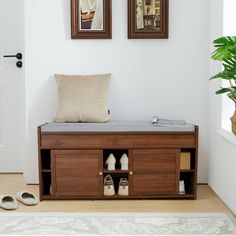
[133, 149, 177, 174]
[132, 174, 176, 195]
[130, 149, 180, 196]
[52, 150, 102, 197]
[40, 133, 196, 149]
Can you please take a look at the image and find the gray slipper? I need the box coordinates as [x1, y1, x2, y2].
[0, 195, 17, 210]
[16, 191, 38, 206]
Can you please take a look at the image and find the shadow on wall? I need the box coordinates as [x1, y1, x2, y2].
[61, 0, 71, 40]
[25, 75, 57, 183]
[30, 75, 57, 125]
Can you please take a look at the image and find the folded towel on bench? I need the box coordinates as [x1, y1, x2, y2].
[152, 116, 186, 126]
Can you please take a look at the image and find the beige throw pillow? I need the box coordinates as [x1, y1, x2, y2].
[54, 74, 111, 122]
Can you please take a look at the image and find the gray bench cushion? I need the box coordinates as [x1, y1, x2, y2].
[41, 121, 195, 133]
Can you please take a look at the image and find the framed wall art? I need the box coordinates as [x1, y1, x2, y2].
[71, 0, 112, 39]
[128, 0, 169, 39]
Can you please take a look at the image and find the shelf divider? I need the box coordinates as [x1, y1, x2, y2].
[103, 170, 129, 174]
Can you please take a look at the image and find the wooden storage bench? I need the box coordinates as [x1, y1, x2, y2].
[38, 121, 199, 200]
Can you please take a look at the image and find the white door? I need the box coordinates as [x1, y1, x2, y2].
[0, 0, 25, 172]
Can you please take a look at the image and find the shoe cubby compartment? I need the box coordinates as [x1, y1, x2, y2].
[42, 172, 51, 196]
[180, 148, 196, 170]
[40, 149, 53, 197]
[103, 149, 129, 172]
[41, 149, 51, 170]
[104, 173, 129, 195]
[179, 148, 196, 196]
[180, 172, 194, 195]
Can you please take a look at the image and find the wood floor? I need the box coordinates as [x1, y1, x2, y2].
[0, 174, 233, 213]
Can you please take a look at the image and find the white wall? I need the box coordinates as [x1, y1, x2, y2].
[24, 0, 210, 183]
[208, 0, 236, 214]
[222, 0, 236, 131]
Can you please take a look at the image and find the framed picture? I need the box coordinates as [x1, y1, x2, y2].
[71, 0, 112, 39]
[128, 0, 169, 39]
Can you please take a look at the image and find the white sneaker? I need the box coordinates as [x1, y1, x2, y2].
[120, 154, 128, 170]
[179, 180, 185, 194]
[105, 154, 116, 170]
[104, 175, 115, 196]
[118, 178, 129, 196]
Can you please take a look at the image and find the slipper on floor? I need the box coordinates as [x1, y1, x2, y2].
[0, 195, 17, 210]
[16, 191, 38, 206]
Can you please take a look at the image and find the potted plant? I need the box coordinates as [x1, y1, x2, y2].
[210, 36, 236, 135]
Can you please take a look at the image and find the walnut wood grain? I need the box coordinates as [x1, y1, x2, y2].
[52, 150, 103, 197]
[38, 125, 199, 200]
[130, 149, 179, 196]
[40, 133, 196, 149]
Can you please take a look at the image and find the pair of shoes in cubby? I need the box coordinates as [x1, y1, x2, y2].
[104, 175, 129, 196]
[105, 153, 128, 171]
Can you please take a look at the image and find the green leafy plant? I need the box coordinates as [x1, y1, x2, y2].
[210, 36, 236, 103]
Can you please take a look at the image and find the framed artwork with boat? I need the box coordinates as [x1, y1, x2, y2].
[71, 0, 112, 39]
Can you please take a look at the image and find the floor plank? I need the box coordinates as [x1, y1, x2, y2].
[0, 174, 232, 213]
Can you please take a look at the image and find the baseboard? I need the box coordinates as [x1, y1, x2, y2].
[0, 172, 23, 174]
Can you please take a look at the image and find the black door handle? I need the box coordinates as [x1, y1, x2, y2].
[3, 53, 22, 60]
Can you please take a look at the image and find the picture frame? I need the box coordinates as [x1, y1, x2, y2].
[71, 0, 112, 39]
[128, 0, 169, 39]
